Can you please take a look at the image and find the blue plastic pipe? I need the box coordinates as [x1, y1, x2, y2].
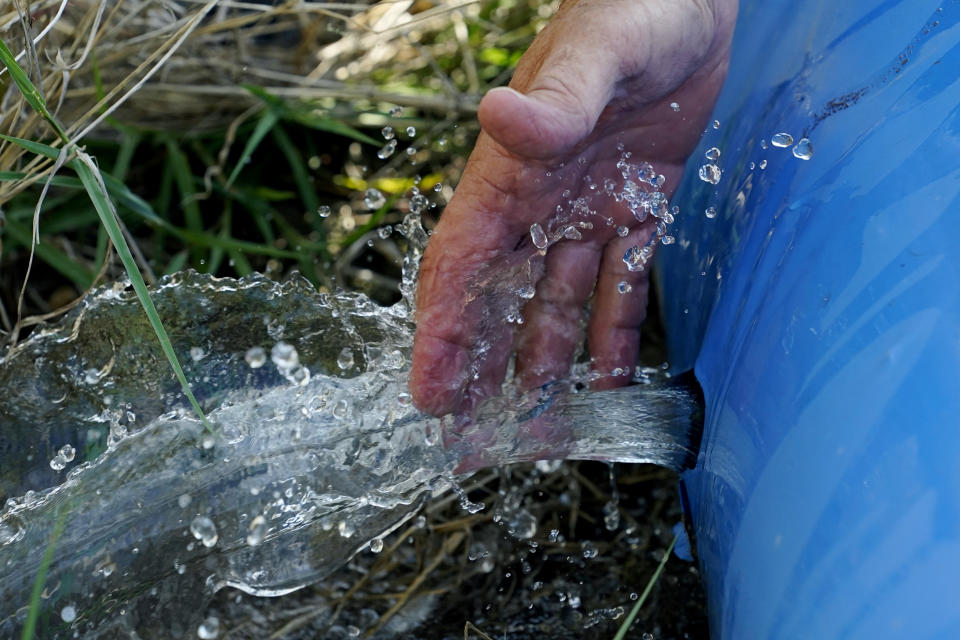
[658, 0, 960, 637]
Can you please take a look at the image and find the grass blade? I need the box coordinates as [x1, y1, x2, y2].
[271, 124, 325, 252]
[289, 110, 381, 146]
[112, 130, 142, 181]
[2, 39, 210, 433]
[0, 170, 84, 189]
[0, 38, 68, 142]
[165, 250, 189, 275]
[0, 133, 69, 161]
[225, 108, 279, 188]
[20, 507, 69, 640]
[73, 153, 212, 432]
[612, 536, 677, 640]
[243, 84, 380, 146]
[163, 140, 203, 231]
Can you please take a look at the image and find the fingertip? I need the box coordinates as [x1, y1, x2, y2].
[477, 87, 535, 154]
[409, 334, 470, 416]
[478, 86, 585, 159]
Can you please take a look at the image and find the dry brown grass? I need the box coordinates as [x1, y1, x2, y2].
[0, 0, 549, 207]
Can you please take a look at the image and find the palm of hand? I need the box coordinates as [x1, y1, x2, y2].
[411, 0, 737, 416]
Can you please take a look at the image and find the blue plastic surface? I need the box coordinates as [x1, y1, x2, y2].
[658, 1, 960, 637]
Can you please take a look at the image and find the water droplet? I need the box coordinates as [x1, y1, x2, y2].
[792, 137, 814, 160]
[713, 119, 721, 129]
[178, 494, 192, 509]
[705, 147, 721, 161]
[771, 132, 794, 148]
[507, 509, 537, 539]
[337, 347, 355, 371]
[377, 226, 392, 239]
[377, 139, 397, 159]
[669, 102, 680, 112]
[660, 235, 676, 245]
[198, 615, 220, 639]
[201, 432, 216, 449]
[247, 515, 267, 546]
[759, 159, 767, 169]
[61, 605, 77, 623]
[517, 285, 536, 300]
[338, 520, 355, 538]
[749, 161, 756, 170]
[603, 501, 620, 531]
[617, 281, 632, 294]
[405, 126, 416, 137]
[698, 163, 722, 185]
[364, 188, 386, 210]
[94, 557, 116, 577]
[381, 126, 395, 140]
[616, 226, 629, 238]
[529, 223, 548, 251]
[563, 226, 582, 240]
[317, 205, 332, 218]
[271, 342, 299, 371]
[760, 138, 768, 150]
[369, 538, 384, 553]
[50, 444, 76, 471]
[705, 206, 717, 219]
[190, 516, 218, 548]
[245, 346, 266, 368]
[432, 182, 443, 193]
[0, 516, 25, 545]
[581, 541, 598, 559]
[405, 146, 416, 156]
[389, 106, 403, 116]
[455, 485, 484, 513]
[622, 245, 651, 272]
[409, 194, 429, 214]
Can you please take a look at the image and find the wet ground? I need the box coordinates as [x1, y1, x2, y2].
[209, 462, 708, 639]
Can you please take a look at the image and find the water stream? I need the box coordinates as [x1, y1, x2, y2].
[0, 171, 699, 637]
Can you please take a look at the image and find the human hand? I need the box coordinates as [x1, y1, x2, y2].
[411, 0, 738, 416]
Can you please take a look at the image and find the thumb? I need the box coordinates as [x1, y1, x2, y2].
[477, 44, 621, 159]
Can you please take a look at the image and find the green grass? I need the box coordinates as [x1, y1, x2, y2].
[0, 39, 212, 433]
[613, 535, 678, 640]
[20, 507, 69, 640]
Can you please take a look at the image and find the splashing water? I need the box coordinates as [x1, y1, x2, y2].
[0, 211, 701, 637]
[770, 132, 794, 148]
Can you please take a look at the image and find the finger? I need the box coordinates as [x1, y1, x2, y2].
[410, 137, 545, 415]
[477, 20, 624, 158]
[515, 239, 603, 388]
[588, 224, 656, 390]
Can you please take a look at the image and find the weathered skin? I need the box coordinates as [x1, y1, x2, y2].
[410, 0, 739, 416]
